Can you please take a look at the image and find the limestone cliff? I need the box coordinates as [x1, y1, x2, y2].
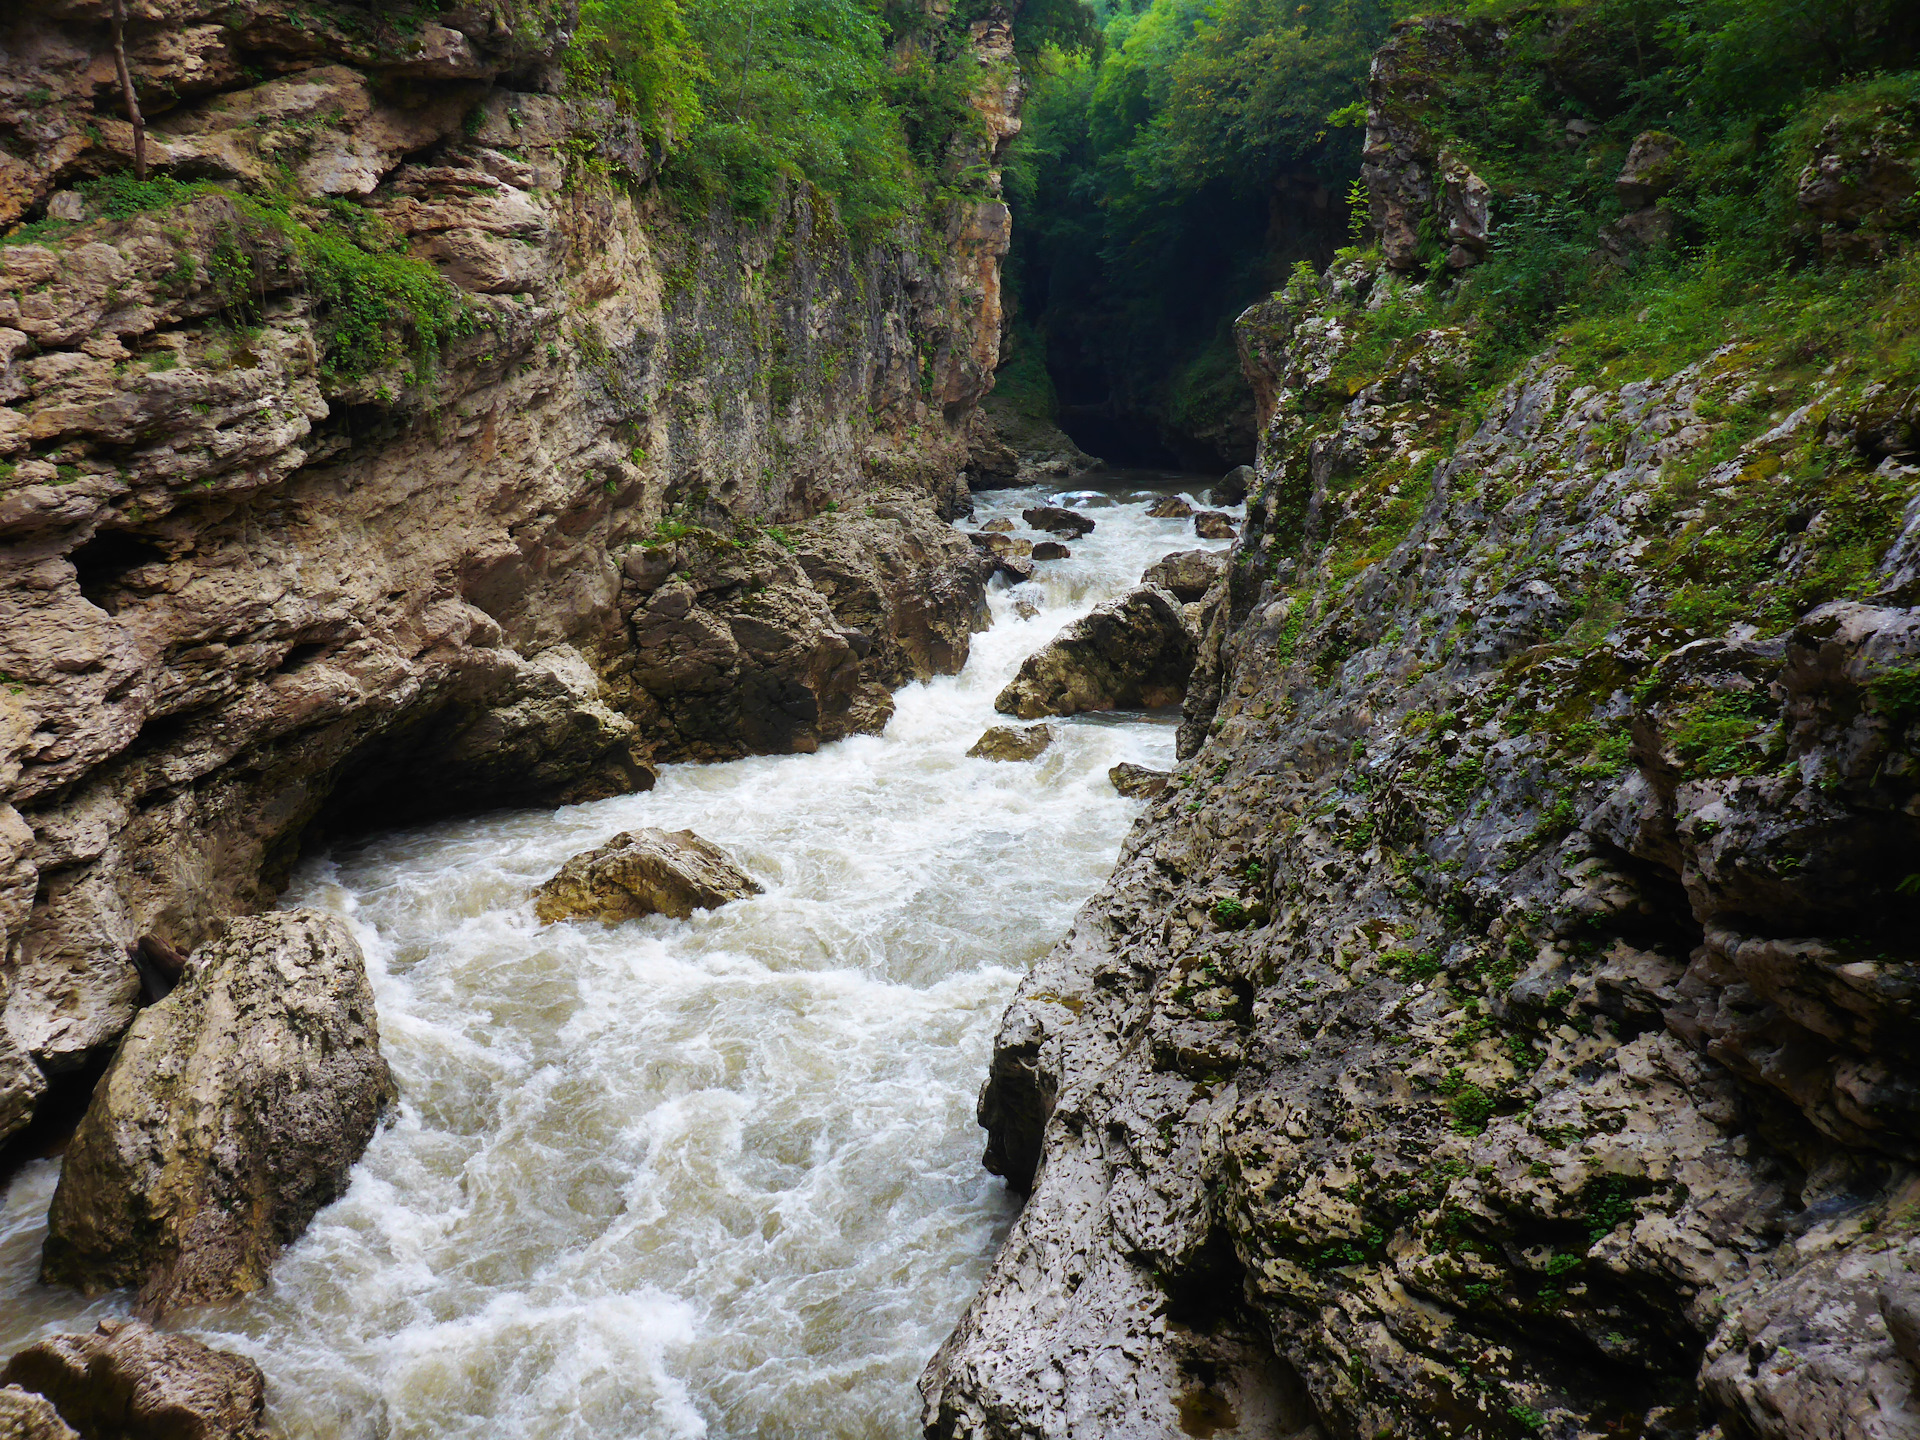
[0, 1, 1015, 1136]
[928, 31, 1920, 1440]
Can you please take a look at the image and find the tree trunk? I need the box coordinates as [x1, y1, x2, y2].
[111, 0, 146, 182]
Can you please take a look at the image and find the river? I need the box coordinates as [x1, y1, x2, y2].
[0, 472, 1235, 1439]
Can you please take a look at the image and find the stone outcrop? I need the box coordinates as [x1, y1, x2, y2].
[994, 586, 1196, 720]
[533, 828, 761, 924]
[1107, 762, 1169, 799]
[966, 396, 1104, 489]
[0, 0, 1016, 1140]
[41, 910, 391, 1315]
[1, 1320, 265, 1440]
[1140, 549, 1225, 602]
[931, 187, 1920, 1439]
[968, 725, 1055, 762]
[1794, 94, 1920, 260]
[1362, 17, 1504, 272]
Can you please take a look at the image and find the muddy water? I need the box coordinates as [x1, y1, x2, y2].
[0, 472, 1237, 1439]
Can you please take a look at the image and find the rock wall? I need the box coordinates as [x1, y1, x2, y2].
[0, 1, 1015, 1137]
[929, 51, 1920, 1440]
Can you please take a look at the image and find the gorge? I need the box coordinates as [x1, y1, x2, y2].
[2, 0, 1919, 1438]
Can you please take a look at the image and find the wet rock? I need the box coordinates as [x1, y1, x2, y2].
[1193, 511, 1239, 540]
[41, 911, 393, 1317]
[1146, 496, 1193, 519]
[1022, 506, 1095, 539]
[994, 585, 1197, 719]
[969, 532, 1033, 558]
[1615, 130, 1687, 210]
[534, 828, 762, 924]
[1012, 599, 1041, 620]
[1, 1319, 266, 1440]
[981, 518, 1016, 533]
[994, 554, 1037, 583]
[968, 725, 1055, 762]
[1032, 541, 1071, 561]
[1141, 549, 1226, 602]
[0, 1388, 78, 1440]
[1208, 466, 1253, 506]
[1108, 762, 1170, 798]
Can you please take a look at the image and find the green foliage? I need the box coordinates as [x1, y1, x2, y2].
[1868, 663, 1920, 723]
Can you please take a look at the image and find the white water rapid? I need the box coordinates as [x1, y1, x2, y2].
[0, 473, 1238, 1439]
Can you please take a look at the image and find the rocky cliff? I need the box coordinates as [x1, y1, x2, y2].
[927, 23, 1920, 1440]
[0, 0, 1016, 1141]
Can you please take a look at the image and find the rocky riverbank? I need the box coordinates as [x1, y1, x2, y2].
[0, 0, 1014, 1146]
[926, 17, 1920, 1440]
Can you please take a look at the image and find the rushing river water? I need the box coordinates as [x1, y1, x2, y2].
[0, 472, 1236, 1439]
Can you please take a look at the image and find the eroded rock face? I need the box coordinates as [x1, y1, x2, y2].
[1141, 549, 1225, 602]
[41, 911, 392, 1315]
[968, 725, 1055, 762]
[0, 0, 1014, 1135]
[533, 828, 762, 924]
[931, 239, 1920, 1440]
[994, 586, 1196, 720]
[1, 1320, 265, 1440]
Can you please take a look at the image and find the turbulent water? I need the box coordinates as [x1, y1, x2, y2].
[0, 473, 1236, 1439]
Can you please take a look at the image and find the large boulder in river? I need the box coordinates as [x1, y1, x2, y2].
[535, 828, 761, 924]
[994, 586, 1197, 719]
[1193, 510, 1239, 540]
[1140, 549, 1226, 602]
[1145, 496, 1192, 519]
[41, 911, 393, 1316]
[968, 725, 1055, 762]
[1109, 762, 1171, 799]
[1208, 465, 1253, 506]
[1, 1319, 266, 1440]
[1022, 506, 1095, 538]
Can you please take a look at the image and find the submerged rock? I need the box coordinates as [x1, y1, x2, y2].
[1140, 549, 1226, 602]
[1208, 465, 1253, 506]
[1145, 496, 1193, 519]
[1, 1320, 266, 1440]
[41, 911, 392, 1316]
[994, 586, 1197, 720]
[1022, 506, 1095, 538]
[1192, 510, 1239, 540]
[1032, 541, 1071, 561]
[535, 828, 762, 924]
[1012, 599, 1041, 620]
[968, 725, 1056, 762]
[1108, 762, 1170, 798]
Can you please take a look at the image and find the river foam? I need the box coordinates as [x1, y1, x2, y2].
[0, 471, 1238, 1439]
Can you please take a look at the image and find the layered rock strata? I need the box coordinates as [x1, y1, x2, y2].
[42, 910, 392, 1314]
[0, 0, 1015, 1138]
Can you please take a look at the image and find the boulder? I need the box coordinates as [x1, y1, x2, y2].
[1032, 541, 1071, 561]
[1022, 506, 1095, 539]
[1193, 511, 1239, 540]
[1145, 496, 1193, 519]
[40, 912, 393, 1316]
[1, 1320, 265, 1440]
[994, 554, 1036, 583]
[981, 517, 1016, 533]
[534, 829, 761, 924]
[0, 1388, 78, 1440]
[1109, 762, 1170, 799]
[994, 585, 1197, 719]
[1141, 549, 1227, 602]
[1615, 130, 1686, 210]
[969, 725, 1056, 761]
[1209, 466, 1253, 506]
[968, 532, 1033, 558]
[1012, 599, 1041, 620]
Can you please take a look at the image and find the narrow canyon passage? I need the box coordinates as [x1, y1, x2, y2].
[0, 477, 1231, 1440]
